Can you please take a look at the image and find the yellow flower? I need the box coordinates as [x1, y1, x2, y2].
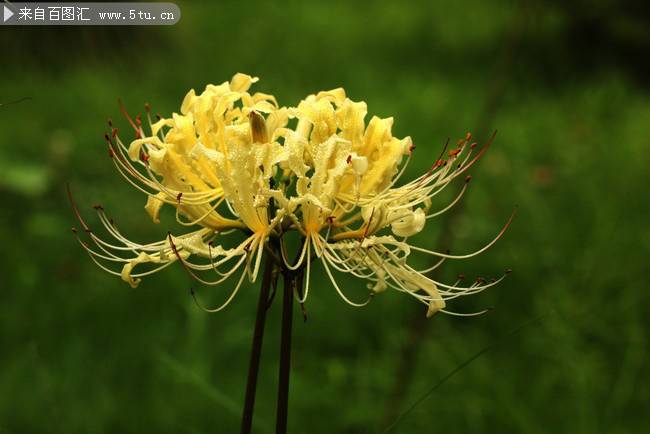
[71, 73, 511, 316]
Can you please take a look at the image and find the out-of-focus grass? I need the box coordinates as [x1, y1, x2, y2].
[1, 1, 648, 433]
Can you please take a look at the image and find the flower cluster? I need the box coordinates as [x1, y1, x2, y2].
[70, 73, 512, 317]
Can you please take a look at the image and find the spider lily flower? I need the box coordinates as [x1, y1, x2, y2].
[70, 73, 512, 317]
[71, 73, 289, 309]
[270, 89, 513, 316]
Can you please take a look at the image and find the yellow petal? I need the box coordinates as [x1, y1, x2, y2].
[230, 73, 259, 93]
[121, 252, 161, 288]
[144, 193, 166, 224]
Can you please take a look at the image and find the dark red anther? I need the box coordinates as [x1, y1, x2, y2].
[135, 114, 142, 126]
[457, 274, 465, 280]
[409, 143, 416, 153]
[476, 276, 486, 284]
[176, 192, 183, 202]
[144, 103, 151, 113]
[449, 148, 462, 157]
[71, 227, 77, 233]
[346, 155, 352, 164]
[104, 133, 111, 142]
[470, 142, 477, 149]
[465, 175, 472, 183]
[112, 128, 118, 138]
[92, 204, 104, 210]
[466, 132, 472, 141]
[155, 114, 162, 120]
[505, 268, 513, 274]
[433, 159, 443, 169]
[139, 150, 149, 163]
[108, 118, 113, 127]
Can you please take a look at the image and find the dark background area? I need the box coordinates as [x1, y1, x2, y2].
[1, 1, 649, 433]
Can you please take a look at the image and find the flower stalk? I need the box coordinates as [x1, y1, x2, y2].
[240, 251, 275, 434]
[276, 269, 296, 434]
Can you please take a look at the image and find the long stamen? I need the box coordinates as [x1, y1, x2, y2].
[411, 208, 516, 259]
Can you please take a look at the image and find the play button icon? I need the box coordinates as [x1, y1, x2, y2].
[3, 5, 14, 23]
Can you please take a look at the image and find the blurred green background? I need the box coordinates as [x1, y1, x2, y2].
[1, 0, 649, 433]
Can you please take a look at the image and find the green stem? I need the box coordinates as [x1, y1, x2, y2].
[240, 253, 275, 434]
[275, 271, 295, 434]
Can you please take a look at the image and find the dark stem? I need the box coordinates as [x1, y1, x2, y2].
[240, 253, 275, 434]
[275, 271, 295, 434]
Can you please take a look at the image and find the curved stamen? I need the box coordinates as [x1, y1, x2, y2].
[410, 208, 516, 259]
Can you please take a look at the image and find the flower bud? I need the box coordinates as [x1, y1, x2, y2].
[249, 110, 268, 144]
